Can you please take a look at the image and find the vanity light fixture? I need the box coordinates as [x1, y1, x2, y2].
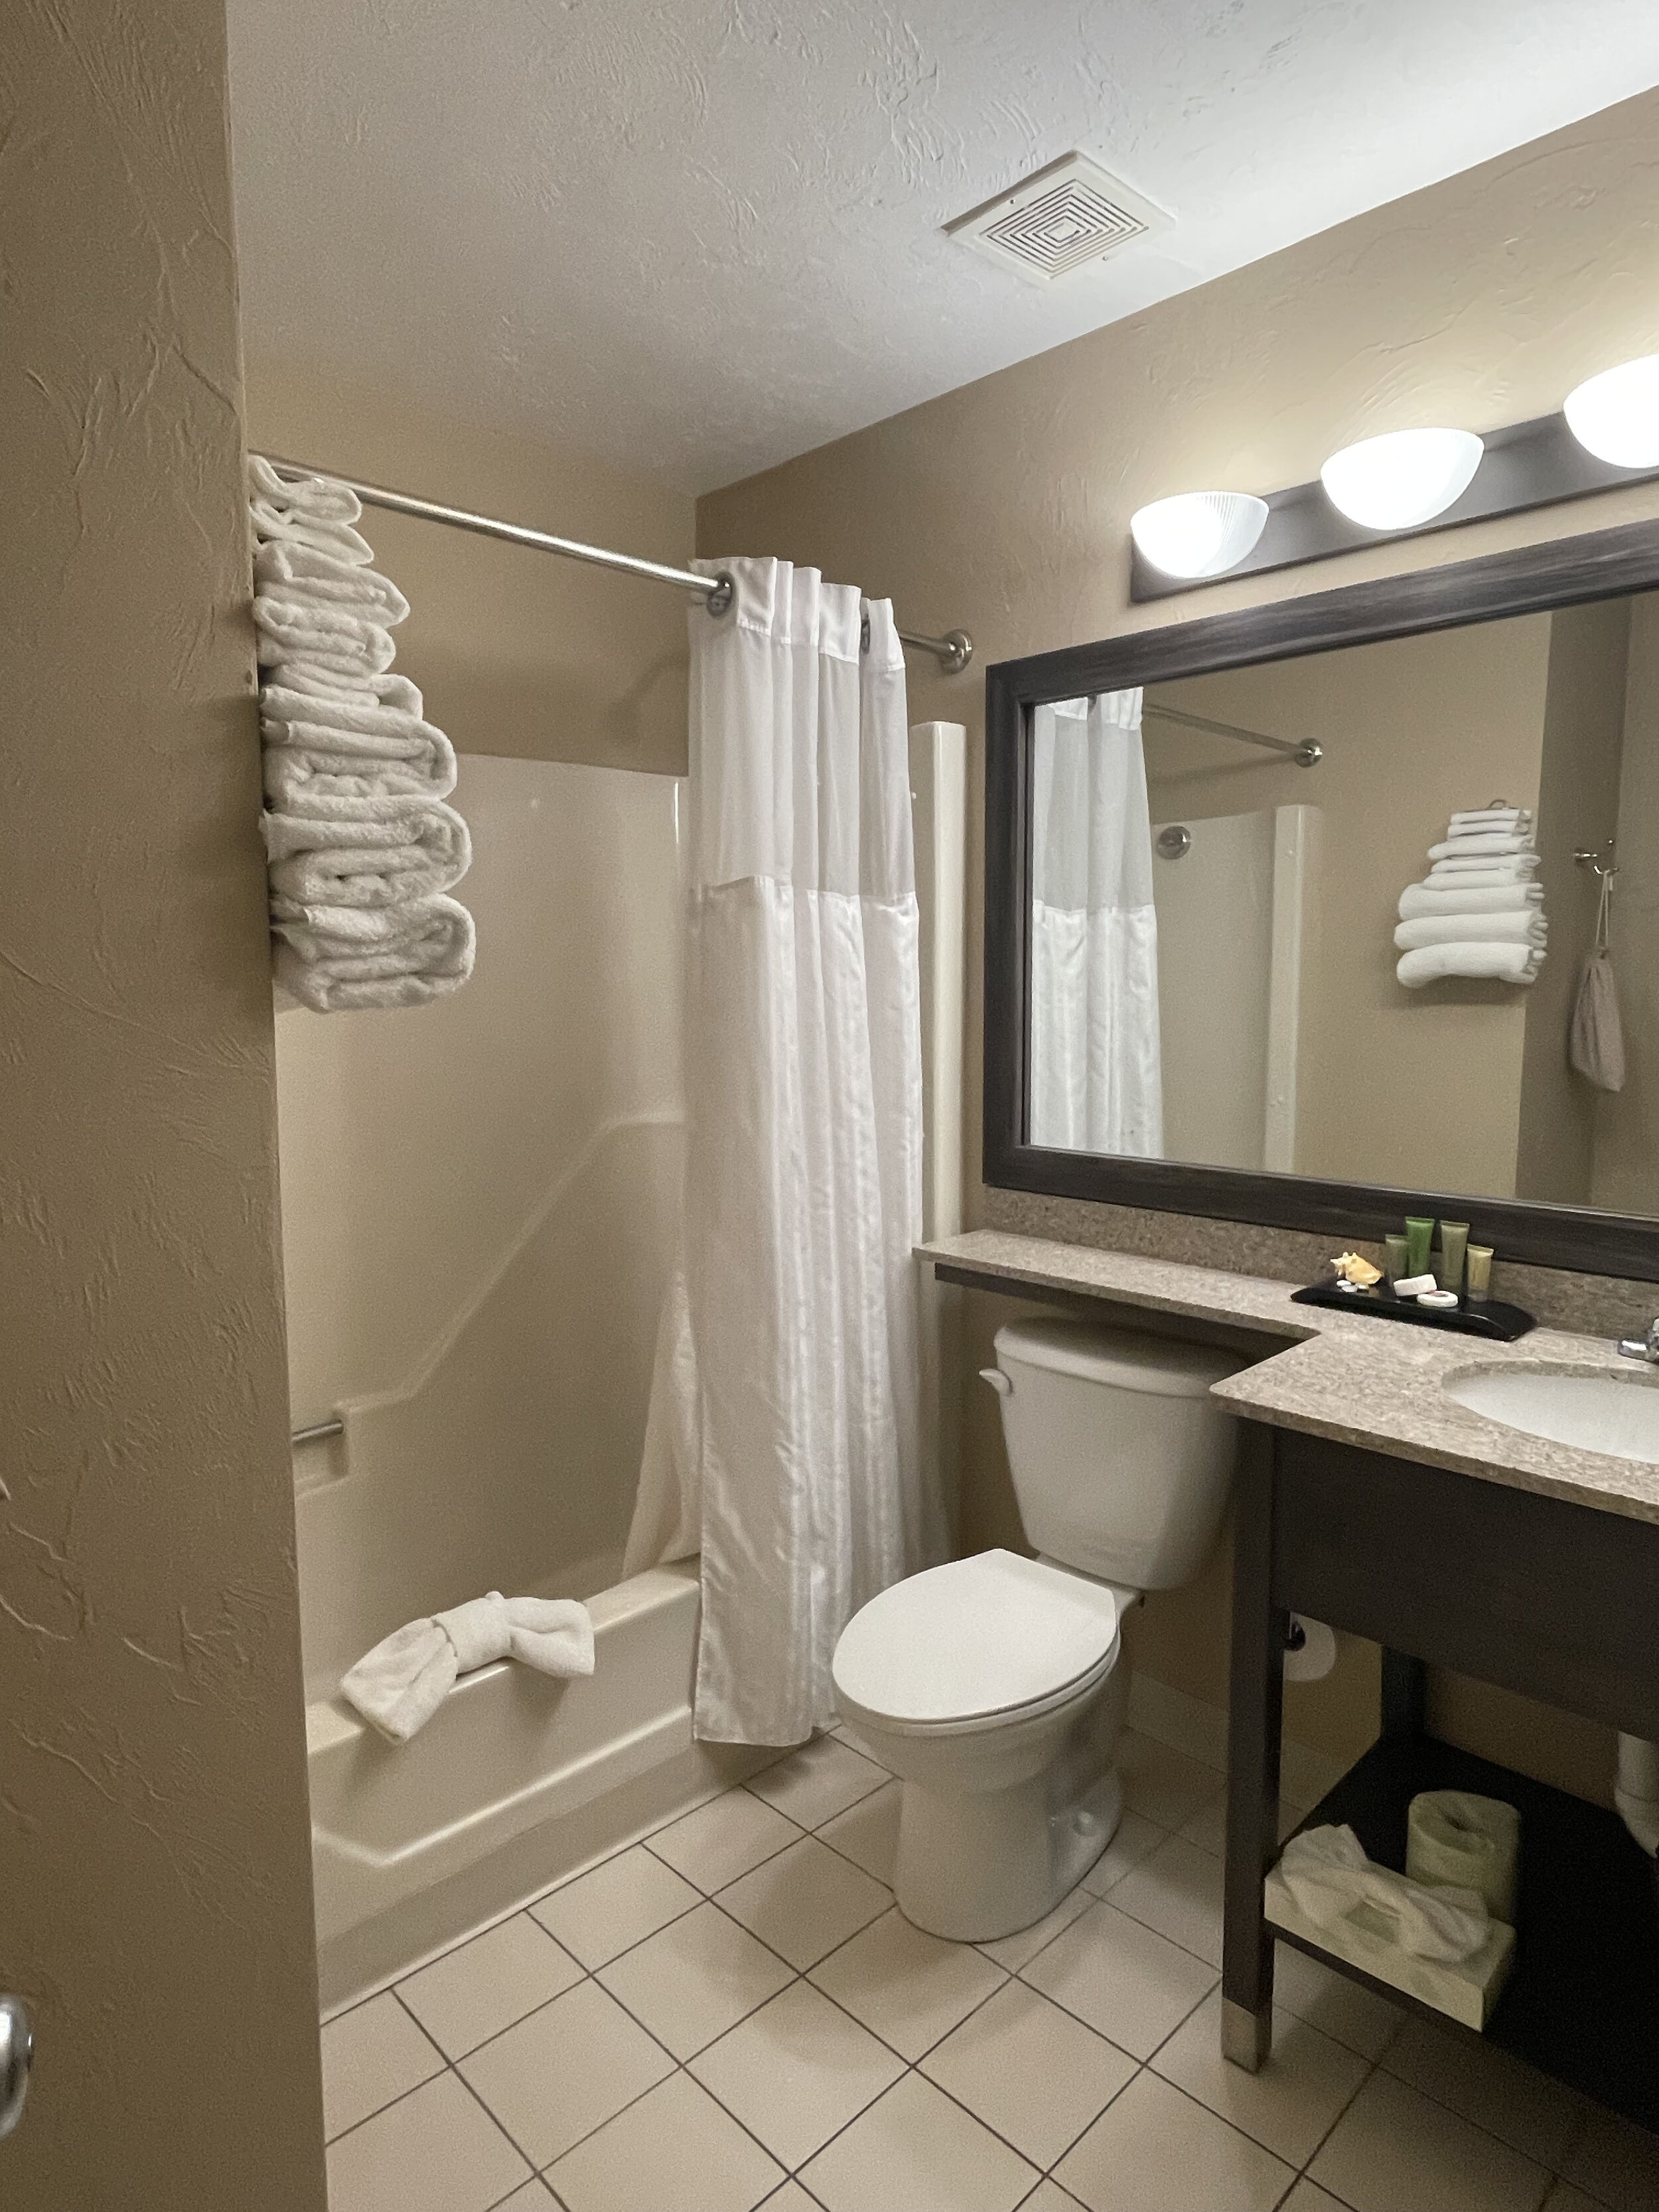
[1319, 428, 1485, 532]
[1564, 352, 1659, 469]
[1128, 491, 1269, 579]
[1131, 362, 1659, 604]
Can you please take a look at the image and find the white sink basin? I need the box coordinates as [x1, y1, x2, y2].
[1443, 1367, 1659, 1463]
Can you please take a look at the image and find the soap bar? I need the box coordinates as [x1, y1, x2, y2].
[1393, 1274, 1438, 1297]
[1417, 1289, 1459, 1309]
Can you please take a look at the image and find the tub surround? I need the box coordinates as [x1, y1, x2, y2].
[921, 1229, 1659, 1526]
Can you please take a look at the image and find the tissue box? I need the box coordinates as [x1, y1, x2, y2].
[1265, 1868, 1516, 2029]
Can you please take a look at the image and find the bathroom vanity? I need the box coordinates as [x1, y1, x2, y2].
[1218, 1371, 1659, 2134]
[922, 1230, 1659, 2136]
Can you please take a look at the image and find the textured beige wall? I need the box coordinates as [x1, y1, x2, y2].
[701, 87, 1659, 1805]
[1517, 598, 1632, 1203]
[1148, 616, 1552, 1197]
[1, 3, 325, 2204]
[244, 358, 694, 772]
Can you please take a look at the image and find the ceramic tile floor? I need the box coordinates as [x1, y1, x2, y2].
[322, 1724, 1659, 2212]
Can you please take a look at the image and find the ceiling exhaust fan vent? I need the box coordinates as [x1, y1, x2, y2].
[946, 152, 1169, 283]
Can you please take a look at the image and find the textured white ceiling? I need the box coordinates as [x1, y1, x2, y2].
[228, 1, 1659, 493]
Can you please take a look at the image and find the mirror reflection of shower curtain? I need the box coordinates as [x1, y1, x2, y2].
[1029, 690, 1164, 1155]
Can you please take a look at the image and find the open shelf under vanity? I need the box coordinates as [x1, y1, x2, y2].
[1272, 1733, 1659, 2132]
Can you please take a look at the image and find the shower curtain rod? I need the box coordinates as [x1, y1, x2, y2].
[255, 455, 974, 676]
[1143, 699, 1322, 767]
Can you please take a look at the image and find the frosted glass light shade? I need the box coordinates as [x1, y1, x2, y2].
[1129, 491, 1268, 579]
[1320, 428, 1483, 531]
[1565, 354, 1659, 468]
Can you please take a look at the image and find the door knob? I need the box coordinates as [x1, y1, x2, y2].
[0, 1996, 32, 2141]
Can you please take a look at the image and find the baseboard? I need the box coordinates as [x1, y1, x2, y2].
[1127, 1671, 1346, 1811]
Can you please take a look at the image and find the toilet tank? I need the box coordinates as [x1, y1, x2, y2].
[989, 1318, 1245, 1590]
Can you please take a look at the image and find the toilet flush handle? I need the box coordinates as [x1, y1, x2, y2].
[979, 1367, 1013, 1395]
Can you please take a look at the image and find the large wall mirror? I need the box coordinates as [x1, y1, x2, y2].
[984, 519, 1659, 1277]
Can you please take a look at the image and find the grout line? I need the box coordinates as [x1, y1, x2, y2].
[640, 1805, 814, 1896]
[546, 1890, 707, 1980]
[526, 2056, 683, 2181]
[1286, 2052, 1378, 2199]
[387, 1980, 463, 2069]
[745, 1767, 891, 1834]
[916, 2018, 1131, 2180]
[447, 2049, 545, 2187]
[432, 1961, 600, 2072]
[320, 1992, 453, 2147]
[596, 1929, 803, 2061]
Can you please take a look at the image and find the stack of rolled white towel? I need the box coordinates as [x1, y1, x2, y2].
[1394, 806, 1546, 989]
[248, 457, 476, 1012]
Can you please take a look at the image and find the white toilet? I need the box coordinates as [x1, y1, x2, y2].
[831, 1316, 1243, 1941]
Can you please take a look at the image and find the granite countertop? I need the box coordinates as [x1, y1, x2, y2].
[920, 1228, 1659, 1527]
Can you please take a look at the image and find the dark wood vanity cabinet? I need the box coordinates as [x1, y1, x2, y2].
[1224, 1418, 1659, 2130]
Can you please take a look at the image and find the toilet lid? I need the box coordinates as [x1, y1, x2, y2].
[831, 1550, 1119, 1728]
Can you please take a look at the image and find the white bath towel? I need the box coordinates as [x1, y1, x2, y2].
[248, 456, 377, 565]
[1399, 881, 1543, 919]
[261, 676, 457, 803]
[248, 453, 363, 526]
[1397, 941, 1543, 988]
[260, 671, 438, 736]
[252, 508, 378, 566]
[1427, 834, 1535, 859]
[340, 1591, 595, 1743]
[263, 735, 457, 810]
[253, 595, 397, 681]
[254, 540, 411, 627]
[275, 896, 476, 1012]
[1427, 855, 1540, 883]
[265, 799, 470, 907]
[1395, 911, 1547, 951]
[1448, 808, 1531, 833]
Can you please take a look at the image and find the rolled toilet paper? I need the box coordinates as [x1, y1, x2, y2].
[1283, 1615, 1336, 1682]
[1407, 1791, 1520, 1924]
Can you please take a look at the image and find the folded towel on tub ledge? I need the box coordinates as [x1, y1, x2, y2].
[342, 1591, 596, 1742]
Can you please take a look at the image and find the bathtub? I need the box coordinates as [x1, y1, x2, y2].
[309, 1560, 760, 2010]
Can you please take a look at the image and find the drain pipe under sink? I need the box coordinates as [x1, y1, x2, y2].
[1616, 1733, 1659, 1858]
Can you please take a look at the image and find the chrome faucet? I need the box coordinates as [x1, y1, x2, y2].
[1617, 1318, 1659, 1363]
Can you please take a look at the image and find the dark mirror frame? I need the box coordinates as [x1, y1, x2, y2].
[984, 515, 1659, 1281]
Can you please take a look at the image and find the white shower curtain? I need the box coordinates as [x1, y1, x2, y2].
[1028, 689, 1164, 1156]
[625, 557, 942, 1745]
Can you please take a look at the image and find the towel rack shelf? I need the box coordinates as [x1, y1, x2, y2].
[291, 1417, 344, 1447]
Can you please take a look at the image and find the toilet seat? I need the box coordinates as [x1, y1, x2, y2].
[831, 1549, 1122, 1737]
